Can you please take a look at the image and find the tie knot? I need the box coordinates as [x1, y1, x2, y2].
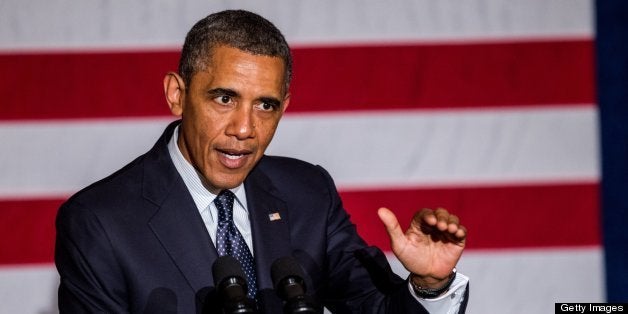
[215, 190, 235, 222]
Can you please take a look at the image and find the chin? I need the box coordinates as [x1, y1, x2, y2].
[213, 174, 248, 190]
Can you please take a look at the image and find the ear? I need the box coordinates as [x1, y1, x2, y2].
[281, 92, 291, 114]
[163, 72, 185, 117]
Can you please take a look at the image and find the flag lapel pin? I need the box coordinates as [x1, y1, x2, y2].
[268, 212, 281, 221]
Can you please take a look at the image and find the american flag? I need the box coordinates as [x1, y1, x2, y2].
[1, 1, 621, 313]
[268, 212, 281, 222]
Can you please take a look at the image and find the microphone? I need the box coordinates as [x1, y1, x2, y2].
[212, 255, 256, 314]
[271, 256, 322, 314]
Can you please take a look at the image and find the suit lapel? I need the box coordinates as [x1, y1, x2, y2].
[244, 165, 292, 291]
[142, 121, 218, 293]
[147, 181, 217, 292]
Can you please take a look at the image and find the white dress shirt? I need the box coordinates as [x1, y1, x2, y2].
[167, 125, 467, 313]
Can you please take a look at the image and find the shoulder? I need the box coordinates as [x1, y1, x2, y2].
[257, 155, 322, 174]
[255, 155, 335, 189]
[58, 153, 151, 224]
[250, 155, 343, 212]
[61, 122, 177, 216]
[70, 155, 145, 201]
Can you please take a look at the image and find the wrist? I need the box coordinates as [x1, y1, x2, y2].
[410, 268, 457, 299]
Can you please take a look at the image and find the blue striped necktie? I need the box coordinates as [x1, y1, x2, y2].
[214, 190, 257, 299]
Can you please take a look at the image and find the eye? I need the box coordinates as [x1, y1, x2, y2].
[257, 102, 276, 112]
[255, 98, 281, 112]
[215, 95, 232, 105]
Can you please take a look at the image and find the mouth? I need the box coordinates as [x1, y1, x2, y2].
[216, 148, 253, 169]
[221, 151, 245, 159]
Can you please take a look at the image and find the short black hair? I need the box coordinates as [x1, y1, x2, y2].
[178, 10, 292, 93]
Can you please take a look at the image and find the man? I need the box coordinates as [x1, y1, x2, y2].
[55, 9, 469, 313]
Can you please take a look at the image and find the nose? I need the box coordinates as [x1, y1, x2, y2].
[226, 106, 255, 140]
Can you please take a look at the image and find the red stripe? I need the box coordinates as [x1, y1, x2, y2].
[1, 51, 179, 120]
[0, 183, 598, 264]
[290, 40, 595, 112]
[0, 40, 593, 120]
[0, 199, 63, 265]
[340, 182, 600, 251]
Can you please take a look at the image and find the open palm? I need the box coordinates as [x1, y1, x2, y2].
[378, 207, 466, 283]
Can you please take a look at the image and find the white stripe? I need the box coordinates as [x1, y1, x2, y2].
[387, 246, 604, 314]
[0, 106, 598, 198]
[0, 118, 174, 199]
[0, 0, 592, 51]
[269, 105, 599, 189]
[0, 247, 603, 314]
[0, 265, 59, 314]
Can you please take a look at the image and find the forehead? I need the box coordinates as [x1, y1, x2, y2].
[192, 46, 287, 94]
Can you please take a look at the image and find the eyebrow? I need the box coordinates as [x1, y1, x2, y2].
[207, 88, 239, 98]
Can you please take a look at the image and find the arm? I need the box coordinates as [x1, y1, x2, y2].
[315, 166, 430, 313]
[55, 201, 129, 313]
[322, 205, 468, 313]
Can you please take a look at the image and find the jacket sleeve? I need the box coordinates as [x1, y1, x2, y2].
[55, 200, 129, 313]
[315, 165, 433, 314]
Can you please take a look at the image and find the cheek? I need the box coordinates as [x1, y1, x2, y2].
[188, 113, 224, 142]
[184, 121, 217, 158]
[256, 120, 280, 146]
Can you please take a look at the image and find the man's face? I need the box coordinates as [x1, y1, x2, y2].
[167, 46, 289, 194]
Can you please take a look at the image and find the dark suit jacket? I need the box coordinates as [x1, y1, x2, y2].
[55, 121, 467, 313]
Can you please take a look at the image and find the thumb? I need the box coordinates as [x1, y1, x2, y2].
[377, 207, 405, 243]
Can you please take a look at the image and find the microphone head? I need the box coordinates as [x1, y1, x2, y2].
[211, 256, 255, 313]
[271, 256, 307, 298]
[212, 255, 247, 286]
[272, 256, 322, 313]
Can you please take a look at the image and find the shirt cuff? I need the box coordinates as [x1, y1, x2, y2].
[408, 271, 469, 314]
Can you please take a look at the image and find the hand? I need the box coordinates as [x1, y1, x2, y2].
[377, 207, 466, 288]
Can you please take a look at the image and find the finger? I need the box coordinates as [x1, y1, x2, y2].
[456, 224, 468, 240]
[447, 214, 460, 233]
[377, 207, 405, 243]
[434, 207, 451, 231]
[414, 208, 437, 227]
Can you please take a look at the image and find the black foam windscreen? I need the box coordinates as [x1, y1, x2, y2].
[213, 255, 246, 286]
[271, 256, 307, 297]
